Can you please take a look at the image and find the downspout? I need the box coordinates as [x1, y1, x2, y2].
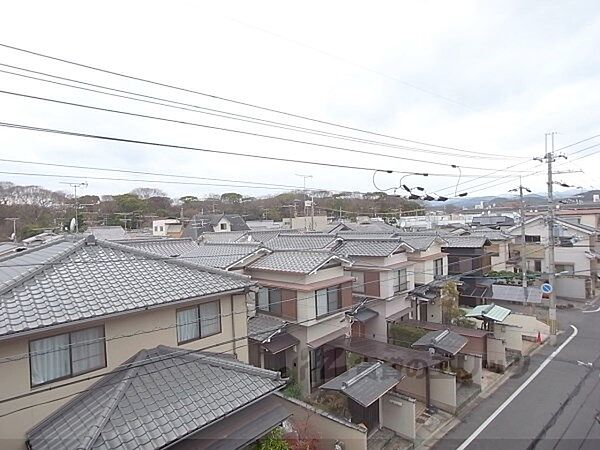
[425, 366, 432, 413]
[230, 295, 237, 359]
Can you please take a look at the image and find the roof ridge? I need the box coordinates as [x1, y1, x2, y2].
[0, 237, 84, 296]
[81, 351, 144, 449]
[99, 239, 252, 282]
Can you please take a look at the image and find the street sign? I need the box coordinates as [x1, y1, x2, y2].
[541, 283, 553, 294]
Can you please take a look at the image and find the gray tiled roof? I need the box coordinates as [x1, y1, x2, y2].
[335, 239, 404, 257]
[87, 226, 128, 241]
[247, 250, 345, 274]
[117, 238, 199, 257]
[441, 236, 491, 248]
[469, 228, 511, 241]
[248, 314, 287, 342]
[266, 233, 339, 250]
[343, 222, 400, 233]
[181, 243, 267, 269]
[320, 361, 402, 407]
[0, 237, 252, 337]
[412, 329, 468, 356]
[399, 235, 444, 251]
[184, 214, 250, 239]
[27, 346, 286, 450]
[337, 231, 397, 240]
[201, 231, 249, 243]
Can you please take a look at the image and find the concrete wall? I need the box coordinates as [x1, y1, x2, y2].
[494, 324, 523, 354]
[429, 369, 458, 413]
[503, 313, 550, 341]
[487, 336, 507, 371]
[555, 276, 587, 300]
[0, 294, 249, 450]
[381, 392, 416, 441]
[274, 394, 368, 450]
[452, 354, 484, 386]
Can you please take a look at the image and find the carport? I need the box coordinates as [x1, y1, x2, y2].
[326, 336, 448, 411]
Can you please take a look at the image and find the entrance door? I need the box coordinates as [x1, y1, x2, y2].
[348, 398, 380, 432]
[264, 351, 288, 377]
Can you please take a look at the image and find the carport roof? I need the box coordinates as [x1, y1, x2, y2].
[320, 361, 403, 407]
[465, 303, 511, 322]
[327, 336, 448, 369]
[412, 330, 468, 356]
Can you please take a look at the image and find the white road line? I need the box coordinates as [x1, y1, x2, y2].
[582, 306, 600, 314]
[456, 325, 579, 450]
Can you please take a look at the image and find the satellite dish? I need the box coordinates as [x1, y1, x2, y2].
[400, 221, 406, 228]
[10, 232, 15, 241]
[69, 218, 77, 233]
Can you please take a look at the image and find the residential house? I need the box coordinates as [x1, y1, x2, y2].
[464, 228, 511, 272]
[183, 213, 250, 239]
[26, 346, 288, 450]
[244, 250, 354, 394]
[470, 215, 515, 229]
[152, 218, 183, 237]
[87, 225, 128, 240]
[507, 215, 599, 299]
[0, 235, 255, 449]
[441, 236, 493, 277]
[333, 238, 416, 339]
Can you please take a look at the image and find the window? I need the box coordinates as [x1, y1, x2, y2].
[310, 348, 324, 388]
[153, 226, 158, 232]
[220, 222, 228, 230]
[433, 258, 444, 277]
[315, 286, 341, 317]
[527, 259, 542, 272]
[177, 300, 221, 344]
[351, 271, 365, 293]
[159, 226, 164, 232]
[525, 235, 541, 243]
[29, 326, 106, 386]
[393, 268, 409, 293]
[555, 263, 575, 275]
[256, 288, 282, 315]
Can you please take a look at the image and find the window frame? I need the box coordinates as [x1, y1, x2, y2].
[256, 287, 283, 315]
[393, 268, 409, 293]
[176, 300, 222, 345]
[29, 325, 106, 388]
[433, 258, 444, 277]
[525, 235, 541, 243]
[314, 285, 342, 318]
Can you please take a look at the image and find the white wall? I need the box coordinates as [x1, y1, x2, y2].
[494, 324, 523, 353]
[381, 392, 416, 441]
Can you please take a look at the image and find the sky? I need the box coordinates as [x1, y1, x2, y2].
[1, 0, 600, 201]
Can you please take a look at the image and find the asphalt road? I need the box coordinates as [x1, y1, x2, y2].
[432, 301, 600, 450]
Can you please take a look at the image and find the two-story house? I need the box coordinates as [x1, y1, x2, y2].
[244, 250, 353, 394]
[507, 215, 598, 299]
[0, 235, 258, 449]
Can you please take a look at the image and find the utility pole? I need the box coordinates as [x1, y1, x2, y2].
[542, 133, 558, 345]
[60, 182, 87, 234]
[5, 218, 18, 242]
[510, 179, 531, 303]
[295, 174, 313, 231]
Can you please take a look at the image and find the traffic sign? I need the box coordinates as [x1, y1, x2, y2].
[541, 283, 553, 294]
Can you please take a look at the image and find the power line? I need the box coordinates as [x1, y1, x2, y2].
[0, 42, 527, 159]
[0, 88, 522, 169]
[0, 121, 534, 175]
[0, 66, 526, 161]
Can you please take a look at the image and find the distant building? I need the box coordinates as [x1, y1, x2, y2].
[470, 215, 515, 229]
[283, 215, 329, 231]
[182, 214, 250, 239]
[152, 218, 183, 237]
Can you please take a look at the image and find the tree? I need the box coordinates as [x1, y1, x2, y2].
[129, 187, 168, 199]
[220, 192, 243, 204]
[179, 195, 199, 204]
[441, 281, 475, 328]
[256, 428, 289, 450]
[113, 193, 146, 213]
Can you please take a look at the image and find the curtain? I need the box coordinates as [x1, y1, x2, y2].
[199, 301, 221, 337]
[257, 288, 269, 311]
[30, 334, 70, 385]
[327, 287, 339, 312]
[315, 289, 328, 317]
[71, 327, 106, 375]
[177, 307, 199, 342]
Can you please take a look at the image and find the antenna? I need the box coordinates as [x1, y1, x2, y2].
[60, 182, 88, 234]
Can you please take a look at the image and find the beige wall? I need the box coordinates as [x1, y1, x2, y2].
[274, 394, 368, 450]
[494, 324, 523, 354]
[503, 313, 549, 341]
[381, 392, 416, 440]
[0, 294, 249, 450]
[487, 336, 507, 371]
[429, 369, 457, 413]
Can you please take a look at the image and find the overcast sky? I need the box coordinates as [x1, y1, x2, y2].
[1, 0, 599, 201]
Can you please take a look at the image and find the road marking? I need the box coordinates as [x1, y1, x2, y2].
[456, 325, 579, 450]
[582, 306, 600, 313]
